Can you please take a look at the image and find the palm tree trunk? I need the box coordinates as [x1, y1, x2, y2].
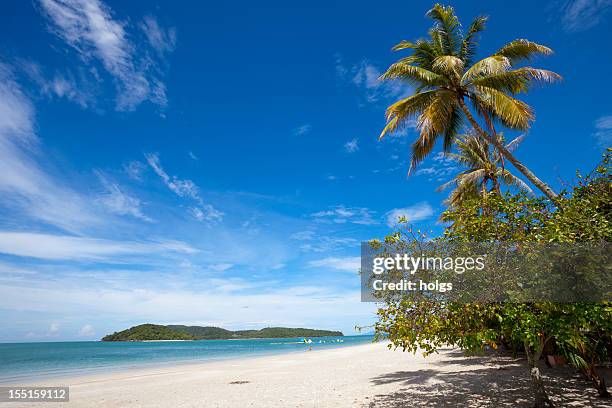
[525, 339, 555, 408]
[458, 100, 558, 200]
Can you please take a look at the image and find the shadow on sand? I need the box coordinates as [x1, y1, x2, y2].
[367, 349, 608, 407]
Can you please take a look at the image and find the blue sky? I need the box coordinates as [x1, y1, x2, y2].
[0, 0, 610, 342]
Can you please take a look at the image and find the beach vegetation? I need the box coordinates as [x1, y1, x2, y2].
[374, 151, 612, 406]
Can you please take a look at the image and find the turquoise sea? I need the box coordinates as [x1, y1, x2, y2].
[0, 335, 374, 384]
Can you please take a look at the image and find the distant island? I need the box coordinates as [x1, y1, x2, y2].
[101, 324, 344, 341]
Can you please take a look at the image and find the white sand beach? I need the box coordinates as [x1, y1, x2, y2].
[8, 342, 606, 407]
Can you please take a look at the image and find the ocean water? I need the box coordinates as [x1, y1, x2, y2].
[0, 335, 374, 384]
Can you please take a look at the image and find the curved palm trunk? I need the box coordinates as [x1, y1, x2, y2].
[458, 100, 558, 200]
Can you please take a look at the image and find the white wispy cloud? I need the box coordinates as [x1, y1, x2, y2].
[309, 256, 361, 273]
[594, 115, 612, 147]
[290, 229, 358, 253]
[189, 205, 224, 223]
[414, 152, 458, 180]
[1, 64, 154, 230]
[139, 15, 176, 56]
[207, 263, 234, 272]
[96, 172, 152, 222]
[385, 202, 434, 227]
[344, 138, 359, 153]
[337, 57, 406, 103]
[290, 230, 316, 241]
[0, 64, 34, 140]
[145, 153, 224, 222]
[145, 153, 200, 199]
[21, 61, 95, 108]
[123, 160, 147, 181]
[0, 64, 102, 232]
[38, 0, 172, 110]
[556, 0, 612, 32]
[0, 231, 197, 261]
[293, 124, 311, 136]
[311, 205, 378, 225]
[301, 239, 358, 253]
[334, 54, 348, 77]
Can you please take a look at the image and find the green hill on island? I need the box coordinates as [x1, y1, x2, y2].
[231, 327, 343, 339]
[166, 325, 234, 340]
[101, 324, 195, 341]
[102, 324, 343, 341]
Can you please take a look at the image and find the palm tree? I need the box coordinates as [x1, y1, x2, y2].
[378, 4, 561, 200]
[437, 133, 532, 207]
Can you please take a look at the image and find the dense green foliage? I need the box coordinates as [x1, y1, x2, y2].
[102, 324, 195, 341]
[166, 325, 234, 340]
[102, 324, 343, 341]
[233, 327, 343, 339]
[375, 151, 612, 406]
[373, 3, 609, 405]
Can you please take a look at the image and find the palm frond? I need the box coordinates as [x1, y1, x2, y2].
[518, 67, 561, 82]
[437, 132, 532, 206]
[391, 40, 440, 70]
[505, 134, 525, 152]
[458, 135, 490, 168]
[432, 55, 464, 78]
[429, 27, 445, 56]
[459, 168, 487, 185]
[469, 67, 560, 94]
[444, 178, 480, 207]
[409, 90, 458, 172]
[442, 107, 463, 151]
[463, 67, 561, 95]
[468, 71, 530, 94]
[462, 55, 511, 81]
[459, 16, 488, 64]
[392, 40, 417, 51]
[380, 63, 444, 87]
[443, 152, 472, 168]
[426, 4, 461, 55]
[379, 116, 399, 140]
[495, 39, 553, 64]
[498, 169, 534, 194]
[471, 87, 534, 130]
[379, 91, 437, 139]
[436, 178, 459, 192]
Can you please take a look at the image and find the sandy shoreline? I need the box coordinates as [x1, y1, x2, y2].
[4, 342, 606, 407]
